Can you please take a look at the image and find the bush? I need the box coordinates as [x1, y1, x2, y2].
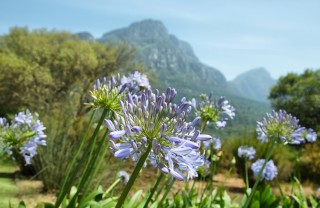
[220, 129, 297, 185]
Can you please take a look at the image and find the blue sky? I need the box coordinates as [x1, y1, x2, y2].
[1, 0, 319, 80]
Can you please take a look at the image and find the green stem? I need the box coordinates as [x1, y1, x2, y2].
[115, 142, 152, 208]
[143, 172, 164, 208]
[200, 119, 207, 132]
[154, 176, 168, 201]
[158, 178, 175, 207]
[276, 177, 285, 199]
[245, 157, 249, 189]
[54, 109, 97, 208]
[104, 178, 121, 196]
[80, 129, 110, 198]
[67, 109, 109, 207]
[243, 141, 276, 208]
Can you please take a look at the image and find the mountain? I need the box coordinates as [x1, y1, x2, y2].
[98, 19, 230, 98]
[73, 32, 95, 41]
[230, 67, 276, 103]
[83, 19, 272, 134]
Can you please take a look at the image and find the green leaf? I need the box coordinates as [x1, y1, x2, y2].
[125, 190, 143, 208]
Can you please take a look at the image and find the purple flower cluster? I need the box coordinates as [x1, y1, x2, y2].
[251, 159, 278, 181]
[106, 88, 212, 181]
[0, 110, 46, 165]
[256, 110, 317, 144]
[238, 146, 256, 160]
[121, 71, 151, 90]
[192, 94, 235, 129]
[203, 137, 221, 150]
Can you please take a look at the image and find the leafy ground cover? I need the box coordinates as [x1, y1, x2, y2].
[1, 158, 318, 208]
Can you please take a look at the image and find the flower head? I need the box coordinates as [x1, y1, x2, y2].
[0, 110, 46, 165]
[238, 146, 256, 160]
[203, 137, 221, 150]
[87, 75, 126, 112]
[121, 71, 150, 91]
[106, 88, 211, 181]
[256, 110, 317, 144]
[193, 94, 235, 129]
[251, 159, 278, 181]
[117, 170, 130, 184]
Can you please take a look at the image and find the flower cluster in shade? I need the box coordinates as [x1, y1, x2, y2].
[121, 71, 151, 91]
[251, 159, 278, 181]
[238, 146, 256, 160]
[256, 110, 317, 145]
[191, 94, 235, 129]
[106, 88, 212, 181]
[0, 110, 46, 165]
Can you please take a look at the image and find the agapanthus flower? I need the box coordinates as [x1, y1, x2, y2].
[251, 159, 278, 181]
[117, 170, 130, 184]
[121, 71, 150, 90]
[0, 110, 46, 165]
[256, 110, 317, 144]
[203, 137, 221, 150]
[238, 146, 256, 160]
[106, 88, 211, 181]
[192, 94, 235, 130]
[87, 75, 126, 112]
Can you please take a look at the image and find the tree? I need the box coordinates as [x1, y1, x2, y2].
[0, 27, 147, 189]
[268, 69, 320, 132]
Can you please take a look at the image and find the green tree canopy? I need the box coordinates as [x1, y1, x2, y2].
[0, 27, 147, 189]
[0, 27, 145, 117]
[268, 69, 320, 132]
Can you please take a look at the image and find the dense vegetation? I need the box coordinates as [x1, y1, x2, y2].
[0, 27, 146, 189]
[269, 69, 320, 132]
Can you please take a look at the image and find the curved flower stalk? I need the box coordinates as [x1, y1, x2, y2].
[0, 110, 46, 165]
[244, 109, 317, 208]
[238, 145, 256, 189]
[251, 159, 278, 181]
[191, 94, 235, 131]
[238, 146, 256, 160]
[256, 109, 317, 144]
[106, 88, 211, 181]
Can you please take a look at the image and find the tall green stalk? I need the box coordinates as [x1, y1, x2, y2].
[244, 157, 249, 189]
[115, 141, 152, 208]
[55, 110, 108, 208]
[67, 110, 109, 207]
[143, 172, 164, 208]
[158, 178, 175, 207]
[54, 109, 97, 207]
[243, 141, 276, 208]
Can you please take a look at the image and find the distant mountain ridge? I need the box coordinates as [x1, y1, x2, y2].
[74, 19, 272, 134]
[229, 67, 276, 103]
[98, 19, 229, 98]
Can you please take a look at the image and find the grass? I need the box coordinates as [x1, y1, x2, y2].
[0, 159, 20, 208]
[0, 159, 55, 208]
